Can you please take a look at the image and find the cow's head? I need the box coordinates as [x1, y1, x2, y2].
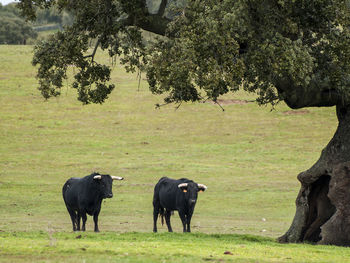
[93, 173, 124, 199]
[178, 182, 207, 207]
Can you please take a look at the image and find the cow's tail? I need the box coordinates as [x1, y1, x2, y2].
[159, 207, 165, 226]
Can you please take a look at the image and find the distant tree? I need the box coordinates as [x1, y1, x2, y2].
[61, 11, 74, 27]
[0, 3, 74, 44]
[18, 0, 350, 246]
[0, 2, 20, 17]
[35, 7, 63, 25]
[0, 2, 37, 44]
[34, 7, 74, 27]
[0, 16, 37, 44]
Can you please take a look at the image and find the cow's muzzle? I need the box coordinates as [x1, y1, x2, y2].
[107, 193, 113, 198]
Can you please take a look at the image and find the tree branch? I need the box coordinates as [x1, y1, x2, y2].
[275, 79, 346, 109]
[120, 0, 171, 36]
[158, 0, 168, 17]
[83, 39, 100, 63]
[213, 100, 225, 111]
[134, 15, 170, 36]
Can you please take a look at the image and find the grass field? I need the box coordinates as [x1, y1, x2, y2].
[0, 45, 348, 262]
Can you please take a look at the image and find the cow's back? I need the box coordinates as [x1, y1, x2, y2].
[62, 177, 84, 209]
[155, 177, 190, 211]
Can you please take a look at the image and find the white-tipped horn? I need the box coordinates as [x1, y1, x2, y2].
[198, 184, 207, 190]
[112, 176, 124, 180]
[93, 175, 102, 180]
[178, 183, 188, 188]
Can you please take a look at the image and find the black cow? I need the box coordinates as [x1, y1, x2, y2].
[153, 177, 207, 233]
[62, 172, 124, 232]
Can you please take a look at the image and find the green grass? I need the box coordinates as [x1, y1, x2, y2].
[0, 45, 347, 262]
[1, 232, 350, 263]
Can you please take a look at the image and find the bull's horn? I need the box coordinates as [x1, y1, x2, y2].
[198, 184, 207, 190]
[178, 183, 188, 188]
[93, 175, 102, 179]
[112, 176, 124, 180]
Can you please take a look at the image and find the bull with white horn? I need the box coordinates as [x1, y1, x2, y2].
[153, 177, 207, 233]
[62, 172, 124, 232]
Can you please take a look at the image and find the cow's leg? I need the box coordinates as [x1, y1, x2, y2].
[186, 210, 194, 232]
[76, 212, 81, 231]
[165, 209, 173, 232]
[67, 208, 77, 231]
[93, 211, 100, 232]
[178, 210, 187, 233]
[81, 213, 87, 232]
[186, 215, 192, 233]
[153, 205, 159, 233]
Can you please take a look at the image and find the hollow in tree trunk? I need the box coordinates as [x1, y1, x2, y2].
[278, 105, 350, 245]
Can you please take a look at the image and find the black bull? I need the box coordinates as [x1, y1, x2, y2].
[62, 172, 123, 232]
[153, 177, 207, 233]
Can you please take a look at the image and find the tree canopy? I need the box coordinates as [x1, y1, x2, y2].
[17, 0, 350, 108]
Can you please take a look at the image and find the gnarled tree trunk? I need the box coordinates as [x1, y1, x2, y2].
[278, 105, 350, 245]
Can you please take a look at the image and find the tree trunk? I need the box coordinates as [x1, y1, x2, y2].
[278, 104, 350, 245]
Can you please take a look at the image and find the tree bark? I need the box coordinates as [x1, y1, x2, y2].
[278, 104, 350, 245]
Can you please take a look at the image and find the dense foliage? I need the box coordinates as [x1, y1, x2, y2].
[147, 0, 350, 107]
[18, 0, 350, 107]
[18, 0, 148, 103]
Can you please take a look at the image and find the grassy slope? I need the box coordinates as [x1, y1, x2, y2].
[0, 45, 348, 262]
